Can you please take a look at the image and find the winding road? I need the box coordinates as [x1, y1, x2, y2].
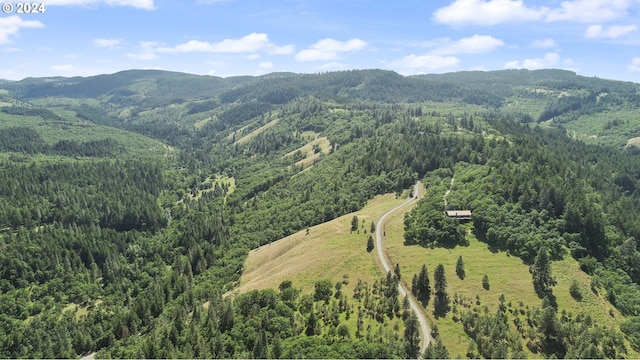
[375, 181, 431, 356]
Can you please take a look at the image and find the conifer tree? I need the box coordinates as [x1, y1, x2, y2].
[482, 274, 490, 290]
[433, 264, 449, 316]
[456, 255, 465, 280]
[271, 335, 282, 359]
[404, 312, 420, 358]
[413, 264, 431, 306]
[424, 338, 450, 359]
[531, 246, 556, 296]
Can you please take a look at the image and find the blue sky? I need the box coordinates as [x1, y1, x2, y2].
[1, 0, 640, 82]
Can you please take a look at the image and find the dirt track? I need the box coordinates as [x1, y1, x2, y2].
[375, 182, 431, 355]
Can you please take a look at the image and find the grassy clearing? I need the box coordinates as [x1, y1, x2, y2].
[234, 118, 279, 145]
[501, 94, 549, 119]
[226, 123, 253, 141]
[299, 130, 319, 141]
[235, 189, 417, 348]
[562, 109, 637, 147]
[551, 256, 625, 329]
[237, 191, 412, 297]
[60, 303, 90, 321]
[284, 136, 331, 169]
[187, 175, 235, 202]
[193, 116, 212, 129]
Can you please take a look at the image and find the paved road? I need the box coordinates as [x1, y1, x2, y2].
[375, 182, 431, 356]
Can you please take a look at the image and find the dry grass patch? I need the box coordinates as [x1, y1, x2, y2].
[226, 123, 252, 141]
[552, 256, 626, 328]
[234, 118, 279, 145]
[284, 136, 331, 170]
[60, 301, 98, 321]
[237, 191, 413, 297]
[625, 137, 640, 148]
[193, 117, 212, 129]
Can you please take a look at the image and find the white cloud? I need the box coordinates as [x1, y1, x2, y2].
[433, 34, 505, 55]
[504, 52, 560, 70]
[433, 0, 635, 26]
[628, 57, 640, 72]
[93, 38, 122, 48]
[0, 15, 45, 45]
[392, 54, 460, 74]
[258, 61, 273, 69]
[545, 0, 633, 23]
[158, 40, 219, 53]
[531, 38, 558, 48]
[585, 24, 638, 39]
[295, 38, 367, 62]
[247, 54, 261, 60]
[156, 33, 294, 54]
[44, 0, 155, 10]
[433, 0, 546, 26]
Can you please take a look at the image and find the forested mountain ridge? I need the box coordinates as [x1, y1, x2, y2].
[1, 69, 640, 358]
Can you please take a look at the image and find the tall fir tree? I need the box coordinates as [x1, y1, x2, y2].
[413, 264, 431, 306]
[404, 312, 421, 358]
[531, 246, 556, 296]
[455, 255, 465, 280]
[433, 264, 449, 317]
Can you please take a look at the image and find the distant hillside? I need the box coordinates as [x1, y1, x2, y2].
[3, 68, 639, 147]
[5, 70, 246, 99]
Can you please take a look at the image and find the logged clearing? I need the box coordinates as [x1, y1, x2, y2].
[284, 135, 331, 169]
[193, 117, 212, 129]
[234, 118, 279, 145]
[237, 189, 417, 296]
[226, 123, 252, 141]
[186, 175, 235, 202]
[625, 137, 640, 148]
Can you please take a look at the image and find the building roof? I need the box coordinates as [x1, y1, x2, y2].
[444, 210, 472, 217]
